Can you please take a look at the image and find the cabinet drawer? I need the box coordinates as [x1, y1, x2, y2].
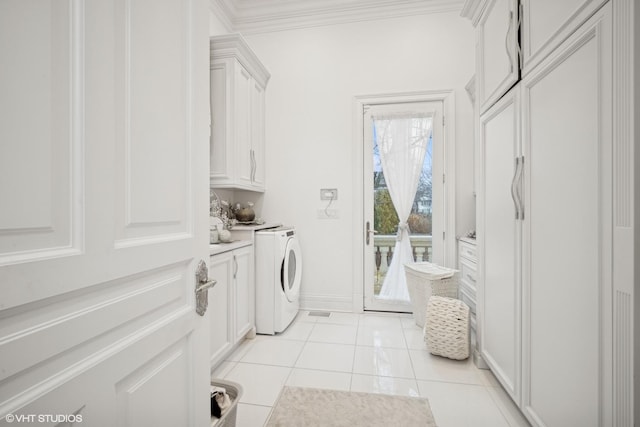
[459, 286, 477, 316]
[459, 258, 478, 294]
[458, 239, 477, 262]
[469, 310, 477, 332]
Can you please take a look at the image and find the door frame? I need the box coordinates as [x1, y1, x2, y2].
[352, 90, 457, 313]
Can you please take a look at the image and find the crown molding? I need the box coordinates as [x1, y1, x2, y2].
[210, 33, 271, 86]
[210, 0, 465, 34]
[209, 0, 234, 33]
[460, 0, 486, 26]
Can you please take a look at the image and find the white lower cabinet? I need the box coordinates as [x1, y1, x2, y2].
[208, 251, 233, 366]
[232, 245, 255, 342]
[209, 244, 255, 368]
[477, 5, 613, 426]
[457, 238, 478, 334]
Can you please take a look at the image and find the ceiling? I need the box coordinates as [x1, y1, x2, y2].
[210, 0, 466, 34]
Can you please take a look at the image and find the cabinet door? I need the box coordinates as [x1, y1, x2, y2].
[250, 80, 266, 190]
[477, 0, 519, 113]
[478, 87, 521, 404]
[210, 60, 232, 184]
[232, 246, 255, 341]
[209, 252, 233, 367]
[520, 0, 607, 74]
[234, 64, 253, 189]
[521, 5, 612, 426]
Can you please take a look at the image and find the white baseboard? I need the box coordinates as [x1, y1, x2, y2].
[299, 293, 353, 312]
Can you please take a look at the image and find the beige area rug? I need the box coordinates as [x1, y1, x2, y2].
[265, 386, 438, 427]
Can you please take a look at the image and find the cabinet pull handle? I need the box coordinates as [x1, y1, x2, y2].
[516, 156, 525, 219]
[517, 3, 523, 70]
[233, 255, 238, 279]
[505, 10, 514, 73]
[253, 150, 256, 182]
[250, 149, 256, 182]
[510, 157, 520, 219]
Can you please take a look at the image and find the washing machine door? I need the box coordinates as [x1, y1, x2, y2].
[281, 237, 302, 302]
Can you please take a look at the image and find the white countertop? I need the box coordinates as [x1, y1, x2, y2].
[209, 239, 252, 256]
[459, 236, 477, 245]
[230, 222, 281, 231]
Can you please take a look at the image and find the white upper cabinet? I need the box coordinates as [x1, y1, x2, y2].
[520, 0, 608, 74]
[210, 34, 270, 192]
[476, 0, 519, 113]
[250, 80, 266, 189]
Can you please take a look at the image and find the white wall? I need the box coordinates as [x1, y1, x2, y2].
[211, 12, 476, 311]
[209, 10, 230, 36]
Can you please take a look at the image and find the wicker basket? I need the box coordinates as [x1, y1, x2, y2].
[211, 379, 243, 427]
[423, 296, 470, 360]
[404, 262, 459, 327]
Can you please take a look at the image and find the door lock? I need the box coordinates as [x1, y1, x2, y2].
[195, 259, 217, 316]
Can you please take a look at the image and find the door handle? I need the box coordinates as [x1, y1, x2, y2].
[195, 259, 217, 316]
[505, 10, 514, 73]
[366, 221, 378, 245]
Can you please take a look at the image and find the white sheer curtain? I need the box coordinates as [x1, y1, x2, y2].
[374, 113, 432, 303]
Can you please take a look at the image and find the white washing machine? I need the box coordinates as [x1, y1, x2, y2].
[255, 226, 302, 335]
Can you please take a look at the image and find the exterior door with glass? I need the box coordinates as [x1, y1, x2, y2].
[363, 101, 444, 312]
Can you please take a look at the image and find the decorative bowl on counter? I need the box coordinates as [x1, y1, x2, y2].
[233, 202, 255, 222]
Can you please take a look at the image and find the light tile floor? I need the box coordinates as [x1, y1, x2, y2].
[212, 311, 531, 427]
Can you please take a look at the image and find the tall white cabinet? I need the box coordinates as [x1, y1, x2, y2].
[464, 1, 619, 425]
[478, 88, 522, 403]
[210, 34, 270, 192]
[521, 9, 611, 424]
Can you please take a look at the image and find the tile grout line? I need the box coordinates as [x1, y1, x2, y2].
[347, 313, 361, 391]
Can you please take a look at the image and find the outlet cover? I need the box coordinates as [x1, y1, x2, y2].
[320, 188, 338, 200]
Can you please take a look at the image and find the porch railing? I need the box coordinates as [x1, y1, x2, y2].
[374, 234, 432, 286]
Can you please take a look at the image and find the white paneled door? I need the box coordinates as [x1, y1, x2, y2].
[0, 0, 211, 425]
